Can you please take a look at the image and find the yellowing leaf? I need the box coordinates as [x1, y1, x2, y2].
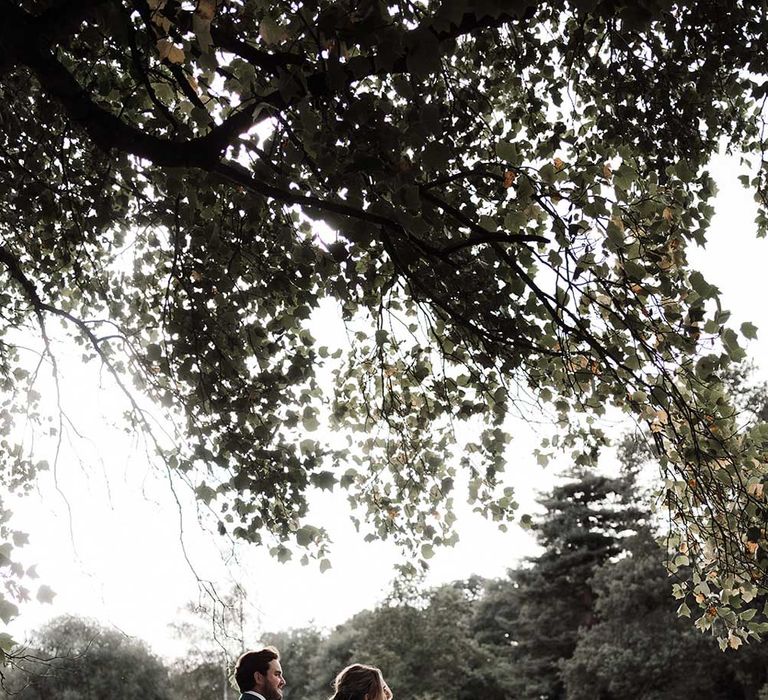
[569, 355, 589, 370]
[153, 13, 172, 32]
[602, 162, 612, 179]
[157, 39, 185, 64]
[502, 170, 516, 188]
[196, 0, 217, 21]
[663, 206, 673, 222]
[553, 157, 565, 172]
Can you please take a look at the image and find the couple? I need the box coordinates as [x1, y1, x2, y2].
[235, 646, 392, 700]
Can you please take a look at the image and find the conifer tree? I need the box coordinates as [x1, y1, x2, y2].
[476, 468, 646, 699]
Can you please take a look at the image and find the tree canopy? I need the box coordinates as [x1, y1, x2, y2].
[3, 0, 768, 648]
[2, 615, 171, 698]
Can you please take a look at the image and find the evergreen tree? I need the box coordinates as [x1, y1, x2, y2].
[476, 468, 647, 699]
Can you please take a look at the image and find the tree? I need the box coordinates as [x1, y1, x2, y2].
[349, 581, 488, 700]
[3, 0, 768, 642]
[168, 585, 255, 700]
[3, 615, 171, 699]
[563, 529, 768, 700]
[474, 468, 647, 699]
[259, 626, 326, 700]
[469, 578, 522, 700]
[169, 659, 229, 700]
[303, 614, 365, 700]
[289, 579, 489, 700]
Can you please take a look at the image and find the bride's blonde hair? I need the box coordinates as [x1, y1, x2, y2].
[329, 663, 392, 700]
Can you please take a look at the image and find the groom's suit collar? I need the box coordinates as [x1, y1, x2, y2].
[241, 692, 267, 700]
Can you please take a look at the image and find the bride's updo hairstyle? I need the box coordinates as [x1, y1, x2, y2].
[329, 663, 392, 700]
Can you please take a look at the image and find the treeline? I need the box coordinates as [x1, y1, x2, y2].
[274, 468, 768, 700]
[6, 468, 768, 699]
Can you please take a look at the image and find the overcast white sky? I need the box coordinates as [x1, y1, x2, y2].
[4, 151, 767, 660]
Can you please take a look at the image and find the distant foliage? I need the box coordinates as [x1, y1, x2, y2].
[9, 470, 768, 699]
[3, 616, 170, 699]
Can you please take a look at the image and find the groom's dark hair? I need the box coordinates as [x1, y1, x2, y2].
[235, 646, 280, 692]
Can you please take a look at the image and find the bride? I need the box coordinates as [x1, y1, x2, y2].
[329, 664, 393, 700]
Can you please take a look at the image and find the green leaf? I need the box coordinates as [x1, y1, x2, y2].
[310, 471, 336, 491]
[259, 16, 287, 45]
[405, 29, 442, 78]
[496, 141, 518, 162]
[272, 545, 292, 563]
[722, 328, 746, 361]
[36, 585, 56, 604]
[302, 406, 320, 432]
[0, 543, 11, 567]
[295, 526, 318, 547]
[422, 142, 452, 170]
[0, 598, 18, 624]
[741, 321, 758, 340]
[0, 633, 16, 653]
[689, 271, 716, 299]
[740, 607, 757, 621]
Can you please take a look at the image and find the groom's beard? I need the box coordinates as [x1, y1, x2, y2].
[264, 686, 283, 700]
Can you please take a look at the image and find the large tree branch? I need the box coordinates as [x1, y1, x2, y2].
[0, 0, 546, 288]
[0, 0, 536, 173]
[0, 1, 258, 167]
[170, 8, 308, 73]
[2, 4, 542, 269]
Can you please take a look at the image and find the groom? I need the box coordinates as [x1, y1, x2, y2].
[234, 646, 286, 700]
